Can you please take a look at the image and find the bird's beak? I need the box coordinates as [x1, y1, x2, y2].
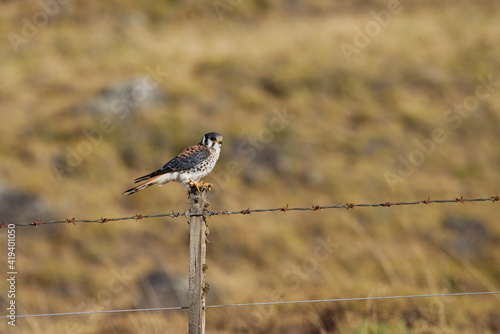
[217, 138, 223, 144]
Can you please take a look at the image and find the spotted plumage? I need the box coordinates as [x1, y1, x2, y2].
[123, 132, 223, 195]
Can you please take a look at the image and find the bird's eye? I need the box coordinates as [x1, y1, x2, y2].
[211, 137, 216, 141]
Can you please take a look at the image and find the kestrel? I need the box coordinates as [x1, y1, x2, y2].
[123, 132, 223, 195]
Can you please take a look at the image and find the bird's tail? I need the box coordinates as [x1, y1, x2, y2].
[122, 176, 163, 195]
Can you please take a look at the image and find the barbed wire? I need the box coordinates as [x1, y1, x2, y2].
[2, 196, 499, 323]
[1, 290, 498, 320]
[1, 195, 498, 228]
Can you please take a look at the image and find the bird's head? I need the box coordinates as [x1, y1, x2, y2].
[201, 132, 223, 149]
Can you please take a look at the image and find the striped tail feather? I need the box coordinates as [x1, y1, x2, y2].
[133, 174, 152, 184]
[122, 175, 163, 195]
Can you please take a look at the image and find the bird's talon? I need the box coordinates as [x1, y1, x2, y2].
[189, 179, 201, 192]
[189, 179, 213, 192]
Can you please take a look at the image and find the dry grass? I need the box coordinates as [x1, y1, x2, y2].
[1, 1, 500, 333]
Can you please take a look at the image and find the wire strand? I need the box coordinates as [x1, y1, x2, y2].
[204, 291, 500, 309]
[2, 195, 498, 228]
[2, 291, 498, 320]
[0, 306, 188, 319]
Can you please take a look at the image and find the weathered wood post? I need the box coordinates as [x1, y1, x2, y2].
[188, 186, 209, 334]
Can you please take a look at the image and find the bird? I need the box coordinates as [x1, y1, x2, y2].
[123, 132, 223, 195]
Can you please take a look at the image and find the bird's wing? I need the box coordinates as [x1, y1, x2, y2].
[133, 144, 211, 183]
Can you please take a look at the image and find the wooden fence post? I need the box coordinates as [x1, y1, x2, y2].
[188, 186, 209, 334]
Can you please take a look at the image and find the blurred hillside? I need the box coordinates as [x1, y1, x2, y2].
[0, 0, 500, 333]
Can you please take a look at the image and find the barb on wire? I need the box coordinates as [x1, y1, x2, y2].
[1, 196, 498, 228]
